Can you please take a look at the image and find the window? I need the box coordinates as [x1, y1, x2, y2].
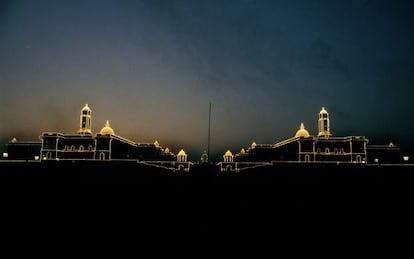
[356, 155, 362, 163]
[226, 165, 232, 172]
[70, 145, 75, 151]
[99, 152, 105, 160]
[79, 145, 84, 152]
[304, 154, 310, 162]
[88, 145, 93, 151]
[325, 148, 330, 154]
[334, 148, 338, 154]
[64, 145, 69, 151]
[317, 148, 321, 153]
[340, 148, 345, 154]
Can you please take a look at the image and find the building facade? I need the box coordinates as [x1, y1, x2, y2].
[218, 107, 399, 172]
[25, 104, 192, 171]
[3, 105, 404, 171]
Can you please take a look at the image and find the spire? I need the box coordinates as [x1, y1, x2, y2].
[300, 122, 305, 130]
[105, 120, 110, 127]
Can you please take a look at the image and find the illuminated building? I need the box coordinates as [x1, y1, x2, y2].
[2, 105, 405, 172]
[33, 104, 191, 171]
[218, 107, 400, 172]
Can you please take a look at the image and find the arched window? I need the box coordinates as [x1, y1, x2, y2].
[46, 152, 52, 160]
[226, 165, 232, 172]
[99, 152, 105, 160]
[88, 145, 93, 151]
[340, 148, 345, 154]
[317, 148, 321, 153]
[70, 145, 75, 151]
[325, 148, 330, 154]
[305, 154, 310, 162]
[334, 148, 338, 154]
[79, 145, 84, 152]
[64, 145, 69, 151]
[178, 165, 185, 171]
[356, 155, 362, 163]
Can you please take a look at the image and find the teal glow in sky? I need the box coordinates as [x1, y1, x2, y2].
[1, 0, 414, 160]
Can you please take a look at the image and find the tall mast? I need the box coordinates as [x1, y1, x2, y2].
[207, 102, 211, 162]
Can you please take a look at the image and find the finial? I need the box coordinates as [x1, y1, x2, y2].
[105, 120, 110, 127]
[300, 122, 305, 129]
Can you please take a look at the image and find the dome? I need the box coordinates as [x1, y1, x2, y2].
[82, 103, 91, 111]
[295, 122, 310, 138]
[319, 107, 328, 114]
[164, 147, 170, 154]
[100, 120, 115, 135]
[224, 150, 233, 157]
[178, 149, 187, 156]
[251, 142, 257, 148]
[154, 140, 160, 147]
[200, 151, 208, 163]
[240, 148, 246, 155]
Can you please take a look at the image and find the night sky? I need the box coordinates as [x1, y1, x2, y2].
[1, 0, 414, 161]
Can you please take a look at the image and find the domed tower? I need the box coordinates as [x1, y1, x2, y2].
[318, 107, 331, 137]
[177, 149, 188, 162]
[295, 122, 310, 138]
[223, 150, 234, 162]
[200, 150, 208, 164]
[79, 104, 92, 134]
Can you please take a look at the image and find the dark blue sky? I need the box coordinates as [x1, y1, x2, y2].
[1, 0, 414, 160]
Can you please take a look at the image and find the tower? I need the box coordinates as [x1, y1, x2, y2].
[318, 107, 331, 137]
[78, 104, 92, 134]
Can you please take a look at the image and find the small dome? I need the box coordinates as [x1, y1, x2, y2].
[240, 148, 246, 154]
[100, 120, 115, 135]
[154, 140, 160, 147]
[11, 137, 17, 143]
[295, 122, 310, 138]
[178, 149, 187, 156]
[82, 103, 91, 111]
[251, 142, 257, 148]
[319, 107, 328, 114]
[164, 147, 170, 154]
[200, 151, 208, 163]
[224, 150, 233, 157]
